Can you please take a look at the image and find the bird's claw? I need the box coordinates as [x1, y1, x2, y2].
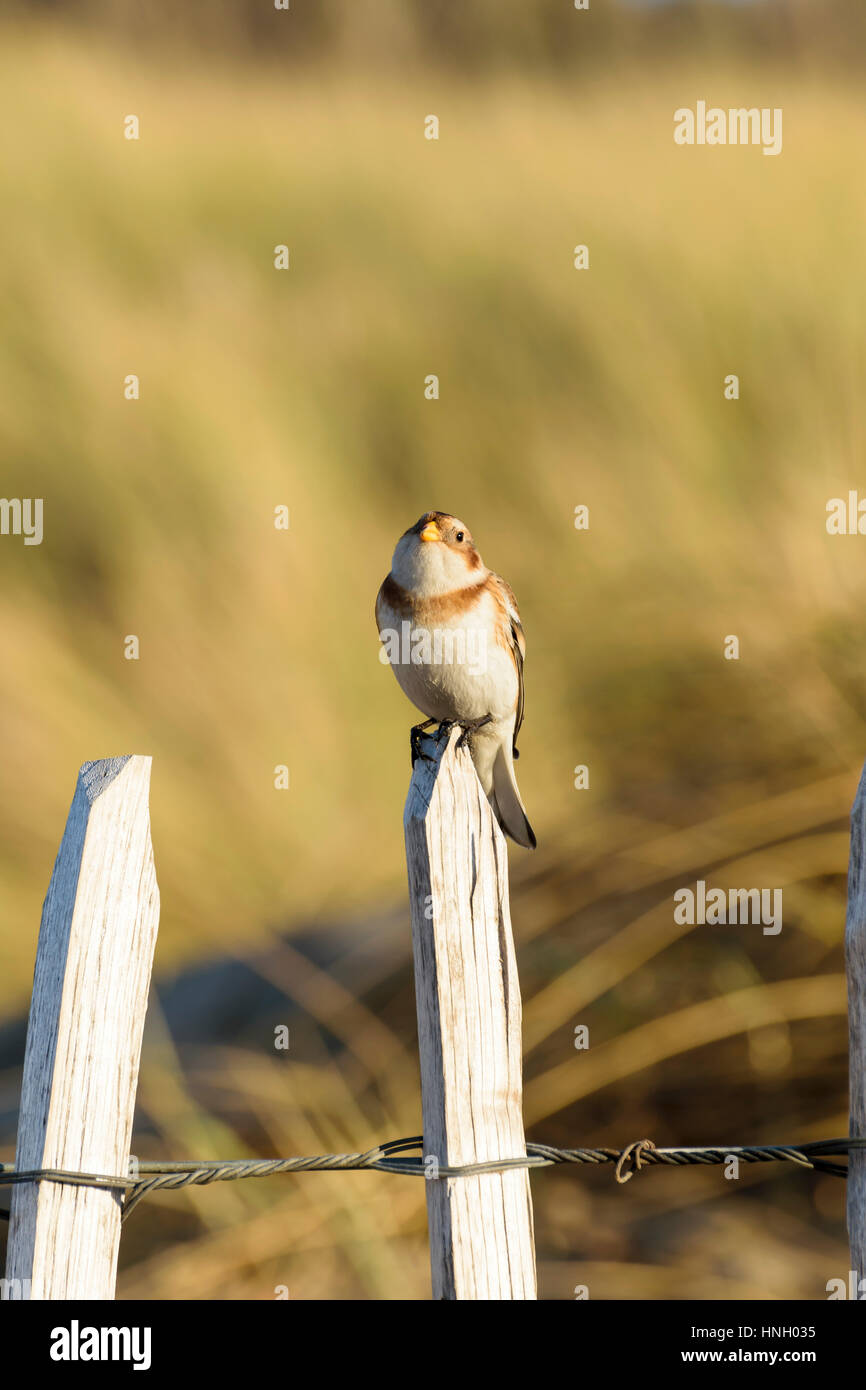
[439, 714, 494, 750]
[410, 720, 438, 767]
[455, 714, 493, 749]
[411, 714, 494, 766]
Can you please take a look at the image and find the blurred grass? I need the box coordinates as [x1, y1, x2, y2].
[1, 25, 865, 993]
[0, 5, 862, 1297]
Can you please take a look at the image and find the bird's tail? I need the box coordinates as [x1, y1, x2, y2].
[490, 743, 536, 849]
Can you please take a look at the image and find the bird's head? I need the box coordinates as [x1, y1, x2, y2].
[391, 512, 484, 596]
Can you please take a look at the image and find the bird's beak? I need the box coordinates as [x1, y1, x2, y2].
[419, 519, 442, 543]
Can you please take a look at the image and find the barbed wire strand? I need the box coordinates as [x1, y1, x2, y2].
[0, 1136, 861, 1223]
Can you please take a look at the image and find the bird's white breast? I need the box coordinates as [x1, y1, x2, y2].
[377, 586, 518, 726]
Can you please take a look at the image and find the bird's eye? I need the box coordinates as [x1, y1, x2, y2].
[455, 531, 464, 542]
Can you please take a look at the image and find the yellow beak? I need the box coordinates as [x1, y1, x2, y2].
[419, 520, 441, 543]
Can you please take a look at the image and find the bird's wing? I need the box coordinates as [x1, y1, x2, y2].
[491, 573, 526, 755]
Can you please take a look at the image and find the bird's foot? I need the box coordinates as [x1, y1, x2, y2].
[412, 714, 494, 766]
[410, 719, 438, 767]
[454, 713, 494, 749]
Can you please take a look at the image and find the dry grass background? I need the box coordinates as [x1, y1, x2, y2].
[0, 1, 863, 1297]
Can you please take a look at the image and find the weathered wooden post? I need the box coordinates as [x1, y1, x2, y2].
[404, 728, 536, 1299]
[4, 756, 160, 1300]
[846, 760, 866, 1281]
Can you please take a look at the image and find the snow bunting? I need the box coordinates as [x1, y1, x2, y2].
[376, 511, 536, 849]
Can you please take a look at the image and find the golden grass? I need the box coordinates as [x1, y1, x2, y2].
[0, 35, 864, 992]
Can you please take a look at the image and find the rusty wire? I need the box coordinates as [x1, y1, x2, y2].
[0, 1135, 861, 1223]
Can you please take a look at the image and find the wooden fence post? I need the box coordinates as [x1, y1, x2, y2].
[847, 759, 866, 1282]
[404, 728, 537, 1299]
[4, 756, 160, 1300]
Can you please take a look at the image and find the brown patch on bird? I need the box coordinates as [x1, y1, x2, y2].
[377, 573, 491, 624]
[485, 574, 515, 651]
[456, 543, 482, 568]
[411, 511, 450, 534]
[377, 574, 409, 620]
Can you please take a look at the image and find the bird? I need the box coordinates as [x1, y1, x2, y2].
[375, 510, 536, 849]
